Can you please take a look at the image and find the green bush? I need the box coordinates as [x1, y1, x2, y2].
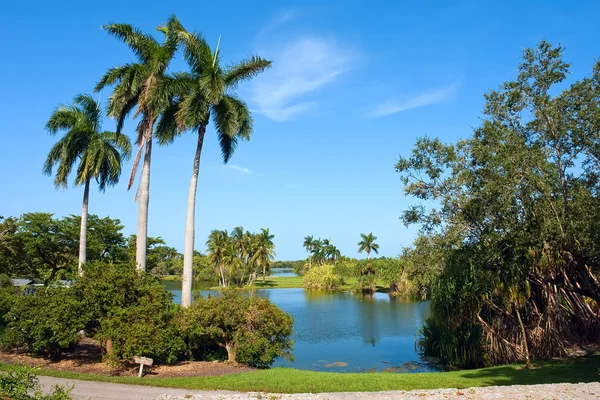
[100, 298, 185, 364]
[181, 289, 293, 368]
[302, 265, 344, 290]
[2, 287, 90, 358]
[0, 365, 72, 400]
[73, 261, 185, 364]
[0, 274, 17, 326]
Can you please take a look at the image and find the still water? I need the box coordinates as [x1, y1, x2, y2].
[163, 280, 433, 373]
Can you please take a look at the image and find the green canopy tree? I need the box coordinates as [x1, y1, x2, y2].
[44, 94, 131, 275]
[398, 41, 600, 367]
[95, 16, 181, 272]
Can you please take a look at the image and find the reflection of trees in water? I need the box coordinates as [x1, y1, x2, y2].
[357, 293, 378, 346]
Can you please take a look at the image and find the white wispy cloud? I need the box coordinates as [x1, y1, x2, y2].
[365, 83, 459, 118]
[227, 165, 252, 175]
[250, 38, 355, 121]
[256, 9, 299, 38]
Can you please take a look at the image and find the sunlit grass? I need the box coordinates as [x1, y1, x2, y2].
[2, 356, 598, 393]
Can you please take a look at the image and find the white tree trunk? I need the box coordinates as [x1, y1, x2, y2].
[136, 130, 153, 272]
[182, 126, 206, 307]
[78, 179, 90, 276]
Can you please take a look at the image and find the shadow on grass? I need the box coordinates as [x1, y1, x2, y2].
[253, 281, 277, 288]
[460, 355, 600, 387]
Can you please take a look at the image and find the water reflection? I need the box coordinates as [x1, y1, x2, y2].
[164, 284, 432, 372]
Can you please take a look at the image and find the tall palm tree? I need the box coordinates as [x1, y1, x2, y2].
[252, 228, 276, 283]
[157, 27, 271, 307]
[303, 235, 314, 268]
[95, 16, 181, 272]
[358, 233, 379, 260]
[206, 229, 230, 287]
[44, 94, 131, 275]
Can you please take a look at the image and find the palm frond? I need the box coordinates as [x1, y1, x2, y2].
[73, 94, 101, 131]
[224, 56, 272, 89]
[45, 106, 81, 134]
[94, 64, 132, 92]
[102, 23, 160, 63]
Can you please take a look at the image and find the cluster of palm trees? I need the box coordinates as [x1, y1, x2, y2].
[302, 232, 379, 269]
[43, 15, 271, 307]
[206, 227, 275, 287]
[302, 236, 342, 268]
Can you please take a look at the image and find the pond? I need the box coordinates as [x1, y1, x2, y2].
[163, 281, 434, 373]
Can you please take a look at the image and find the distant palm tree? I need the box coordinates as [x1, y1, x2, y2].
[303, 235, 314, 268]
[206, 229, 230, 286]
[328, 245, 342, 264]
[312, 238, 325, 266]
[44, 94, 131, 275]
[231, 226, 245, 261]
[157, 27, 271, 307]
[243, 230, 258, 285]
[252, 228, 276, 282]
[95, 16, 181, 272]
[357, 233, 379, 260]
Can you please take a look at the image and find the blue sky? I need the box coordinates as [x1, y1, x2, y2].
[2, 0, 600, 260]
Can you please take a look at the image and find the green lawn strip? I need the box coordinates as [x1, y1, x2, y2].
[163, 276, 388, 291]
[2, 356, 598, 393]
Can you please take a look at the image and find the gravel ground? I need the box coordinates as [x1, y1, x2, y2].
[159, 382, 600, 400]
[40, 377, 600, 400]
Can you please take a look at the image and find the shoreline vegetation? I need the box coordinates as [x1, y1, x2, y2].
[1, 354, 598, 393]
[160, 275, 390, 292]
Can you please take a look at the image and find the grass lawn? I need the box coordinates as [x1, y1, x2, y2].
[161, 275, 388, 291]
[3, 356, 599, 393]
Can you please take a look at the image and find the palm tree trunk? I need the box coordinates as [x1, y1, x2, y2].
[181, 125, 206, 307]
[136, 129, 153, 272]
[78, 179, 90, 276]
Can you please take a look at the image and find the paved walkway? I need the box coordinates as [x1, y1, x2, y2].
[38, 376, 239, 400]
[39, 376, 600, 400]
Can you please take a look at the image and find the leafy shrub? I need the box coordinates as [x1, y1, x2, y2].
[73, 261, 185, 363]
[332, 257, 359, 278]
[2, 287, 90, 358]
[0, 274, 17, 326]
[180, 289, 293, 368]
[0, 365, 72, 400]
[100, 298, 185, 364]
[302, 265, 344, 290]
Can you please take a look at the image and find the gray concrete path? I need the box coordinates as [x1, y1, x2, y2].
[38, 376, 241, 400]
[39, 376, 600, 400]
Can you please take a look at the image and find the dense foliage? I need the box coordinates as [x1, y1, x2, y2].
[0, 366, 72, 400]
[398, 41, 600, 368]
[179, 289, 294, 367]
[2, 287, 91, 358]
[302, 265, 344, 290]
[1, 258, 292, 367]
[0, 213, 215, 283]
